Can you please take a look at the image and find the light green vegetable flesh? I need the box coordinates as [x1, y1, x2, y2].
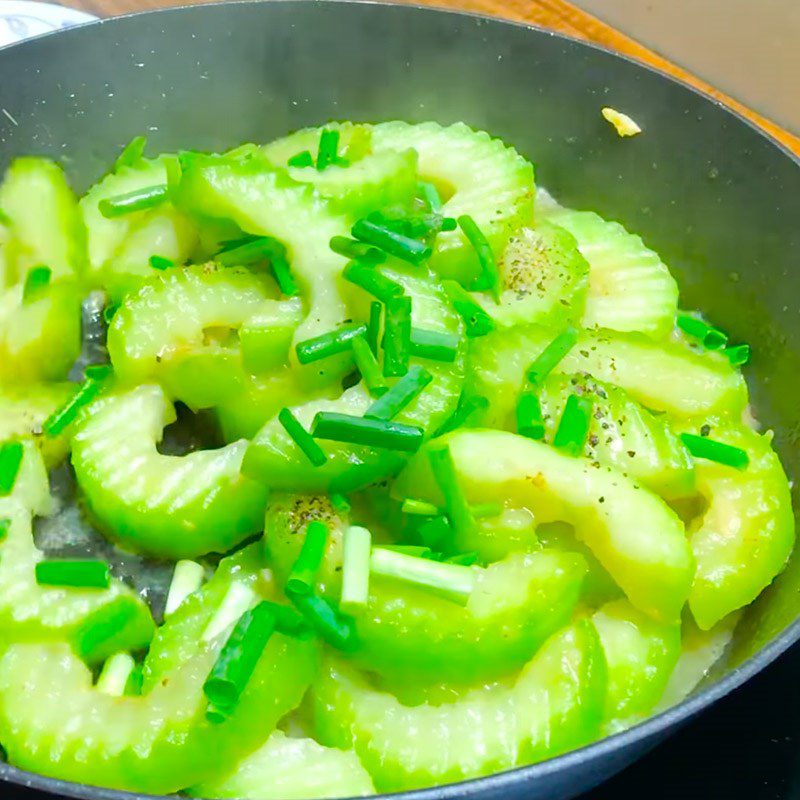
[0, 120, 792, 797]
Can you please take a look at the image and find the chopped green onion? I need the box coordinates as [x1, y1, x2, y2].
[286, 521, 329, 596]
[0, 518, 10, 541]
[402, 498, 440, 516]
[417, 181, 443, 213]
[202, 582, 259, 642]
[517, 392, 545, 440]
[365, 365, 432, 421]
[351, 219, 432, 265]
[471, 502, 502, 519]
[43, 370, 109, 437]
[316, 129, 341, 170]
[287, 589, 357, 650]
[330, 493, 351, 514]
[458, 215, 501, 301]
[442, 280, 494, 337]
[288, 150, 314, 168]
[73, 598, 142, 662]
[553, 394, 593, 456]
[370, 547, 476, 604]
[295, 322, 367, 365]
[114, 135, 147, 171]
[256, 600, 311, 638]
[526, 326, 579, 385]
[330, 235, 386, 263]
[341, 525, 372, 612]
[103, 303, 119, 324]
[98, 184, 168, 218]
[96, 652, 135, 697]
[149, 255, 174, 270]
[343, 260, 404, 303]
[0, 441, 23, 495]
[434, 392, 488, 437]
[416, 514, 453, 549]
[312, 412, 424, 453]
[680, 433, 749, 470]
[379, 544, 438, 559]
[203, 601, 276, 722]
[35, 560, 110, 589]
[368, 210, 454, 238]
[428, 446, 476, 540]
[278, 408, 328, 467]
[677, 314, 728, 350]
[446, 551, 479, 566]
[164, 560, 205, 618]
[83, 363, 112, 381]
[267, 245, 298, 297]
[725, 343, 751, 366]
[351, 335, 387, 397]
[368, 301, 382, 355]
[409, 327, 460, 363]
[163, 154, 182, 195]
[382, 295, 412, 377]
[215, 236, 298, 296]
[22, 265, 52, 303]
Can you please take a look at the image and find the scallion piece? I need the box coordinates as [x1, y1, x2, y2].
[312, 411, 424, 453]
[458, 215, 501, 302]
[268, 247, 298, 297]
[428, 446, 476, 539]
[286, 521, 329, 596]
[409, 327, 460, 363]
[163, 154, 182, 196]
[149, 255, 174, 270]
[98, 184, 168, 218]
[35, 560, 110, 589]
[680, 433, 749, 470]
[203, 602, 276, 722]
[84, 363, 112, 381]
[676, 314, 728, 350]
[0, 518, 10, 541]
[114, 135, 147, 171]
[202, 582, 259, 642]
[517, 392, 545, 440]
[553, 394, 593, 456]
[103, 303, 119, 324]
[288, 150, 314, 168]
[442, 280, 494, 337]
[164, 560, 205, 618]
[526, 326, 579, 385]
[351, 335, 387, 397]
[287, 589, 357, 650]
[434, 392, 488, 437]
[343, 260, 404, 303]
[257, 600, 311, 638]
[365, 365, 432, 421]
[0, 441, 23, 495]
[22, 265, 52, 303]
[370, 547, 476, 604]
[725, 343, 751, 366]
[351, 218, 432, 265]
[418, 181, 443, 213]
[330, 235, 386, 263]
[96, 652, 135, 697]
[416, 514, 453, 549]
[295, 322, 367, 365]
[382, 295, 412, 377]
[341, 525, 372, 612]
[43, 370, 109, 438]
[316, 129, 341, 171]
[379, 544, 438, 559]
[402, 498, 440, 516]
[330, 493, 351, 514]
[368, 301, 382, 355]
[446, 551, 479, 566]
[72, 598, 141, 662]
[278, 408, 328, 467]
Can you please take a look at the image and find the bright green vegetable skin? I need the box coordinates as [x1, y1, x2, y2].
[0, 119, 794, 798]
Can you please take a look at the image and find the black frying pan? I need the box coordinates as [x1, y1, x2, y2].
[0, 2, 799, 799]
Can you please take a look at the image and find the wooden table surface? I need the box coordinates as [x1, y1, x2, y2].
[59, 0, 800, 156]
